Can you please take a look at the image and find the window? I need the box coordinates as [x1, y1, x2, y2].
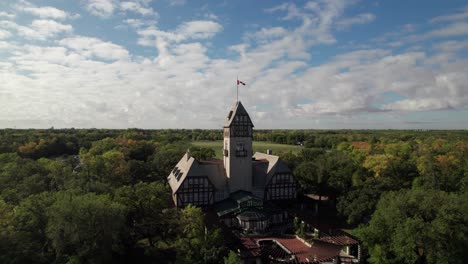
[175, 169, 183, 181]
[236, 143, 247, 157]
[224, 142, 229, 157]
[266, 174, 297, 200]
[177, 177, 214, 207]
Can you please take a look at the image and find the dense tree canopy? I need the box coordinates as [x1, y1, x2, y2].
[357, 190, 468, 264]
[0, 128, 466, 263]
[47, 192, 127, 263]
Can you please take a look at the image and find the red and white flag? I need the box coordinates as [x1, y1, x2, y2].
[237, 80, 246, 86]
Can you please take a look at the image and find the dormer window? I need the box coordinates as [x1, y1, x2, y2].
[175, 169, 183, 181]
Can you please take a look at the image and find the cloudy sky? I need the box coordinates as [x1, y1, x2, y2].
[1, 0, 467, 129]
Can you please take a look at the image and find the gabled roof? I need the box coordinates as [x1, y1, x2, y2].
[253, 152, 292, 184]
[224, 101, 254, 128]
[167, 154, 228, 193]
[318, 230, 359, 246]
[167, 152, 195, 192]
[198, 160, 228, 191]
[169, 151, 293, 194]
[240, 236, 343, 263]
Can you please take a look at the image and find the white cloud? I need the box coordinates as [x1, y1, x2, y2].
[2, 37, 468, 128]
[423, 22, 468, 39]
[0, 41, 12, 50]
[430, 6, 468, 23]
[381, 99, 452, 111]
[83, 0, 117, 18]
[136, 20, 222, 46]
[124, 18, 145, 28]
[0, 29, 11, 39]
[336, 13, 376, 29]
[265, 0, 376, 46]
[246, 27, 287, 43]
[178, 20, 223, 39]
[84, 0, 157, 18]
[204, 13, 218, 21]
[434, 40, 468, 52]
[0, 1, 467, 129]
[59, 36, 130, 61]
[21, 6, 68, 20]
[0, 12, 15, 19]
[0, 19, 73, 40]
[31, 20, 73, 39]
[120, 1, 156, 16]
[377, 20, 468, 46]
[167, 0, 186, 6]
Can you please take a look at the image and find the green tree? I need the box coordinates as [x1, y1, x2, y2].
[224, 250, 241, 264]
[47, 192, 126, 263]
[357, 190, 468, 264]
[114, 182, 171, 247]
[322, 151, 357, 199]
[149, 142, 187, 181]
[337, 179, 394, 225]
[0, 193, 56, 264]
[0, 199, 15, 264]
[298, 148, 325, 162]
[174, 205, 224, 264]
[189, 146, 216, 160]
[294, 161, 319, 193]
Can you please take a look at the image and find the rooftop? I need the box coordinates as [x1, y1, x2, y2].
[240, 235, 343, 263]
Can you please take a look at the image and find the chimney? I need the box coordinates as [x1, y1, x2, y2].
[186, 149, 191, 161]
[267, 149, 273, 155]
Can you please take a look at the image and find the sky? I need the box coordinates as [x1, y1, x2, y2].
[0, 0, 468, 129]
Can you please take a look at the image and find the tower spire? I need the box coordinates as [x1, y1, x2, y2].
[223, 101, 254, 193]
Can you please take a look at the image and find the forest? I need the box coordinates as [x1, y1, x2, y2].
[0, 128, 467, 264]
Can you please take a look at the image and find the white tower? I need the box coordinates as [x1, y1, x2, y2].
[223, 101, 254, 193]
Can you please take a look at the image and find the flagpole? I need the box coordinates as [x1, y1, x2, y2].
[236, 75, 239, 102]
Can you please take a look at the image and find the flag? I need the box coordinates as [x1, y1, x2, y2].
[237, 80, 246, 86]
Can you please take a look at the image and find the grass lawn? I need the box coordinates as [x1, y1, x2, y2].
[192, 140, 302, 159]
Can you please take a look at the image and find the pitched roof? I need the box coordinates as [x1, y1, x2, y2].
[167, 152, 195, 192]
[168, 150, 292, 195]
[191, 159, 228, 191]
[224, 101, 254, 128]
[318, 230, 359, 246]
[240, 236, 343, 263]
[253, 152, 292, 184]
[167, 154, 228, 193]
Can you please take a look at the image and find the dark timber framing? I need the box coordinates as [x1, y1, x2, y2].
[265, 173, 297, 200]
[230, 114, 253, 137]
[176, 176, 215, 207]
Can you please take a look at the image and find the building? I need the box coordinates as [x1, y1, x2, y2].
[167, 101, 297, 228]
[167, 101, 360, 263]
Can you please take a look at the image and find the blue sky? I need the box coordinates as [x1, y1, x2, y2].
[0, 0, 467, 129]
